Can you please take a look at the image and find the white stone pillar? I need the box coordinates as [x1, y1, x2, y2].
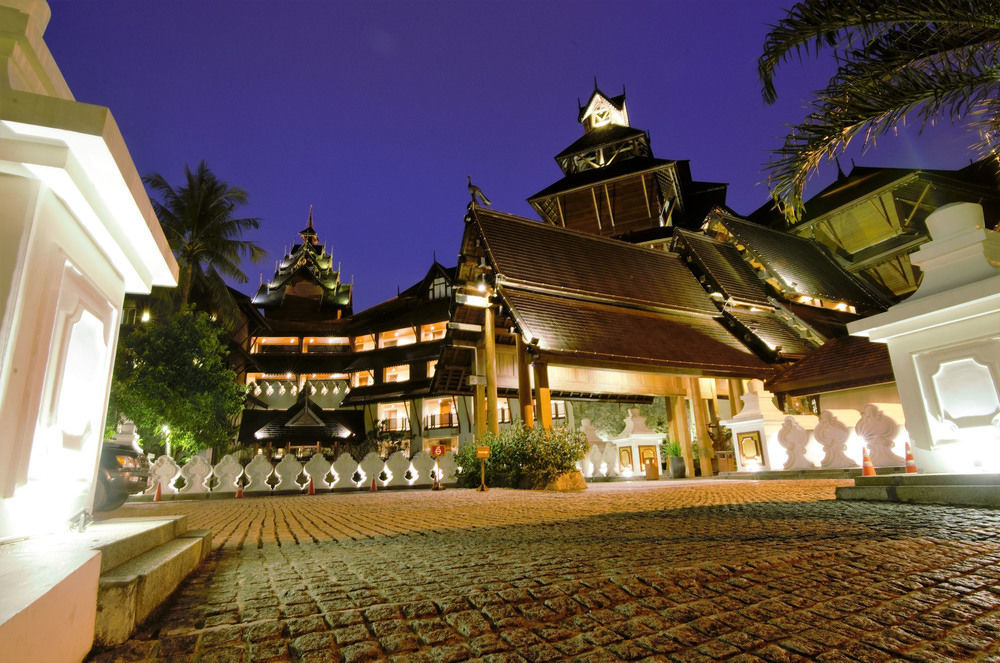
[849, 202, 1000, 473]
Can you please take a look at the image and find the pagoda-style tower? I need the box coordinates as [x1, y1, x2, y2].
[252, 208, 352, 321]
[528, 86, 727, 244]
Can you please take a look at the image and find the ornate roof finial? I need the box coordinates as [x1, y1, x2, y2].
[299, 206, 318, 245]
[467, 175, 492, 207]
[593, 75, 599, 92]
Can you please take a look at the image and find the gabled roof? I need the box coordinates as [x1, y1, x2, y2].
[723, 309, 817, 360]
[237, 395, 362, 445]
[710, 211, 889, 312]
[501, 289, 768, 376]
[463, 207, 771, 378]
[766, 335, 895, 397]
[673, 230, 770, 306]
[528, 156, 675, 200]
[469, 207, 718, 315]
[577, 87, 627, 123]
[555, 125, 647, 159]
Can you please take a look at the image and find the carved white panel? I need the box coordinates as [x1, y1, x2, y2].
[274, 455, 303, 491]
[177, 455, 212, 493]
[777, 417, 815, 470]
[332, 452, 360, 488]
[244, 454, 274, 492]
[813, 411, 856, 469]
[359, 452, 384, 488]
[855, 404, 905, 466]
[213, 454, 243, 492]
[438, 451, 457, 483]
[147, 455, 180, 494]
[932, 357, 1000, 425]
[303, 452, 333, 490]
[410, 451, 434, 486]
[384, 451, 410, 487]
[600, 443, 619, 477]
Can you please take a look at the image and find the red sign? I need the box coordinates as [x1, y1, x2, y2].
[429, 445, 447, 458]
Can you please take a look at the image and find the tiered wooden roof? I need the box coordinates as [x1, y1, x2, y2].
[528, 88, 726, 239]
[252, 211, 352, 322]
[237, 394, 362, 446]
[458, 207, 770, 378]
[705, 209, 891, 313]
[766, 335, 895, 397]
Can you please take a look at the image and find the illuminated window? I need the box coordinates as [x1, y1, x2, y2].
[378, 402, 409, 431]
[352, 334, 375, 352]
[352, 371, 374, 387]
[498, 398, 511, 423]
[304, 336, 349, 353]
[423, 397, 457, 428]
[552, 400, 567, 419]
[421, 321, 447, 342]
[427, 360, 438, 377]
[379, 327, 416, 348]
[254, 336, 299, 353]
[429, 277, 452, 300]
[384, 364, 410, 383]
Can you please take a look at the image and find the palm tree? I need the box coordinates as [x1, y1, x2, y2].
[144, 161, 265, 322]
[758, 0, 1000, 221]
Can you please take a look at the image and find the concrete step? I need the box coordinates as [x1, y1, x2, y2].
[837, 473, 1000, 507]
[852, 472, 1000, 486]
[718, 467, 904, 480]
[82, 515, 188, 573]
[95, 527, 211, 647]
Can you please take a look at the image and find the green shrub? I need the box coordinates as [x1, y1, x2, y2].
[455, 425, 588, 488]
[660, 439, 682, 458]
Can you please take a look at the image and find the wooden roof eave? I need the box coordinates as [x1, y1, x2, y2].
[530, 348, 772, 380]
[492, 290, 769, 381]
[493, 275, 720, 319]
[528, 160, 678, 203]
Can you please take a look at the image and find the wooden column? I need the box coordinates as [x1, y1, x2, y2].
[670, 395, 695, 478]
[515, 336, 535, 428]
[473, 348, 486, 439]
[483, 304, 499, 435]
[532, 360, 552, 431]
[687, 377, 714, 477]
[727, 378, 744, 417]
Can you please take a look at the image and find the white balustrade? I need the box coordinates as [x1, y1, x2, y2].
[177, 454, 213, 493]
[146, 455, 180, 494]
[303, 453, 333, 490]
[213, 454, 243, 492]
[273, 455, 303, 491]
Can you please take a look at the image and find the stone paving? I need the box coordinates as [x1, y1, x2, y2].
[88, 479, 1000, 662]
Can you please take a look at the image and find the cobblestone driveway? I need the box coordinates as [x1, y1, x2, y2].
[89, 480, 1000, 662]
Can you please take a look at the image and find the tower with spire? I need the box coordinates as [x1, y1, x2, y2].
[528, 84, 727, 245]
[252, 207, 352, 321]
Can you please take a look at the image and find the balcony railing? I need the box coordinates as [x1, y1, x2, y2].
[423, 412, 459, 429]
[382, 417, 410, 432]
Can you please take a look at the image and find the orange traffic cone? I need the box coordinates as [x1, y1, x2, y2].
[862, 447, 876, 476]
[235, 483, 244, 499]
[307, 477, 316, 495]
[153, 481, 162, 502]
[905, 441, 918, 474]
[370, 476, 377, 492]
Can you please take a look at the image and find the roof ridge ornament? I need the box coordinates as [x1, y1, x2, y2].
[467, 175, 492, 208]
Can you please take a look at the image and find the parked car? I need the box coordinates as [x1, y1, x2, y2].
[94, 441, 150, 512]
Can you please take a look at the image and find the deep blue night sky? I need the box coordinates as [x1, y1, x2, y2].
[44, 1, 975, 309]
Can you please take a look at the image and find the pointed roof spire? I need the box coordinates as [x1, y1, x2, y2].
[299, 205, 318, 245]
